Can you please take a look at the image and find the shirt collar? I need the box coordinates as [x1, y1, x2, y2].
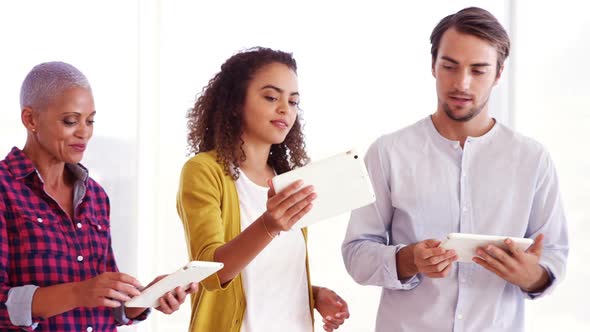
[4, 146, 89, 183]
[426, 116, 500, 148]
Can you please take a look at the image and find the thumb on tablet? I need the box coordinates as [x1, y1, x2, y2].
[526, 234, 544, 257]
[267, 179, 276, 198]
[423, 239, 442, 248]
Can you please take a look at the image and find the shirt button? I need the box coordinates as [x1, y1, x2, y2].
[77, 255, 84, 262]
[87, 327, 93, 332]
[462, 206, 468, 212]
[77, 223, 83, 229]
[37, 217, 43, 223]
[97, 225, 102, 230]
[458, 314, 464, 320]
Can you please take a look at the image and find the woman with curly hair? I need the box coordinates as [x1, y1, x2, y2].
[177, 47, 349, 332]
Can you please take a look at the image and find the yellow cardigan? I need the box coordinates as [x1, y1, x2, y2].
[177, 151, 315, 332]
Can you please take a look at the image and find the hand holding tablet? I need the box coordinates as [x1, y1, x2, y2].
[441, 233, 534, 263]
[271, 149, 376, 229]
[125, 261, 223, 308]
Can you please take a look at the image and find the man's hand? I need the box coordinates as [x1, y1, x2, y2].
[473, 234, 549, 292]
[397, 239, 458, 279]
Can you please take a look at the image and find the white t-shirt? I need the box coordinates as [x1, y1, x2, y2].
[236, 171, 313, 332]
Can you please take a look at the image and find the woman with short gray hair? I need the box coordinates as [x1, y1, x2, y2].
[0, 61, 197, 331]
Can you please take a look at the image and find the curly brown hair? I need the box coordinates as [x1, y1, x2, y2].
[186, 47, 309, 180]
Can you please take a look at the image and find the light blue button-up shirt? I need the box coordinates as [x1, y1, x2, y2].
[342, 117, 568, 332]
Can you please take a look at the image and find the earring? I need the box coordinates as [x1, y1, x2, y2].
[32, 128, 36, 133]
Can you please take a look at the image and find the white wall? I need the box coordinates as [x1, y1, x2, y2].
[512, 1, 590, 330]
[0, 1, 587, 331]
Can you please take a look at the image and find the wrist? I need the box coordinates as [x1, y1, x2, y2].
[261, 215, 280, 239]
[125, 307, 146, 319]
[522, 265, 550, 293]
[312, 285, 323, 299]
[396, 245, 418, 280]
[69, 281, 82, 308]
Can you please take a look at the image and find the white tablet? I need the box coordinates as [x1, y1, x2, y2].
[441, 233, 534, 263]
[125, 261, 223, 308]
[271, 149, 376, 229]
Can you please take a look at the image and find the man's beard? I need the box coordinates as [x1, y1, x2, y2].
[442, 95, 489, 122]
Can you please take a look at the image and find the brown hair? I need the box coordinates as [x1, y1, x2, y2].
[430, 7, 510, 75]
[186, 47, 309, 180]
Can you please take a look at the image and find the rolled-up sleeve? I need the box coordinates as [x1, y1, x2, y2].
[1, 196, 38, 331]
[5, 285, 40, 329]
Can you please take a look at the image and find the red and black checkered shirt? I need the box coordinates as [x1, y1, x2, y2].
[0, 147, 147, 331]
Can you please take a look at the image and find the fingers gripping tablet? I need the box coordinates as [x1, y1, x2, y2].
[271, 149, 376, 229]
[441, 233, 534, 263]
[125, 261, 223, 308]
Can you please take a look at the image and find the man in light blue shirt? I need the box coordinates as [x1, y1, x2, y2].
[341, 7, 568, 332]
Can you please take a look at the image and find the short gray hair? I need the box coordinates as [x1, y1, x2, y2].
[20, 61, 91, 110]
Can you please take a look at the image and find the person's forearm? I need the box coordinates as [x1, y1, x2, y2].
[214, 217, 274, 284]
[31, 282, 79, 319]
[396, 244, 419, 279]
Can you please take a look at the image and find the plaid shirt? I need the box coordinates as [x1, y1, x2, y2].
[0, 147, 148, 331]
